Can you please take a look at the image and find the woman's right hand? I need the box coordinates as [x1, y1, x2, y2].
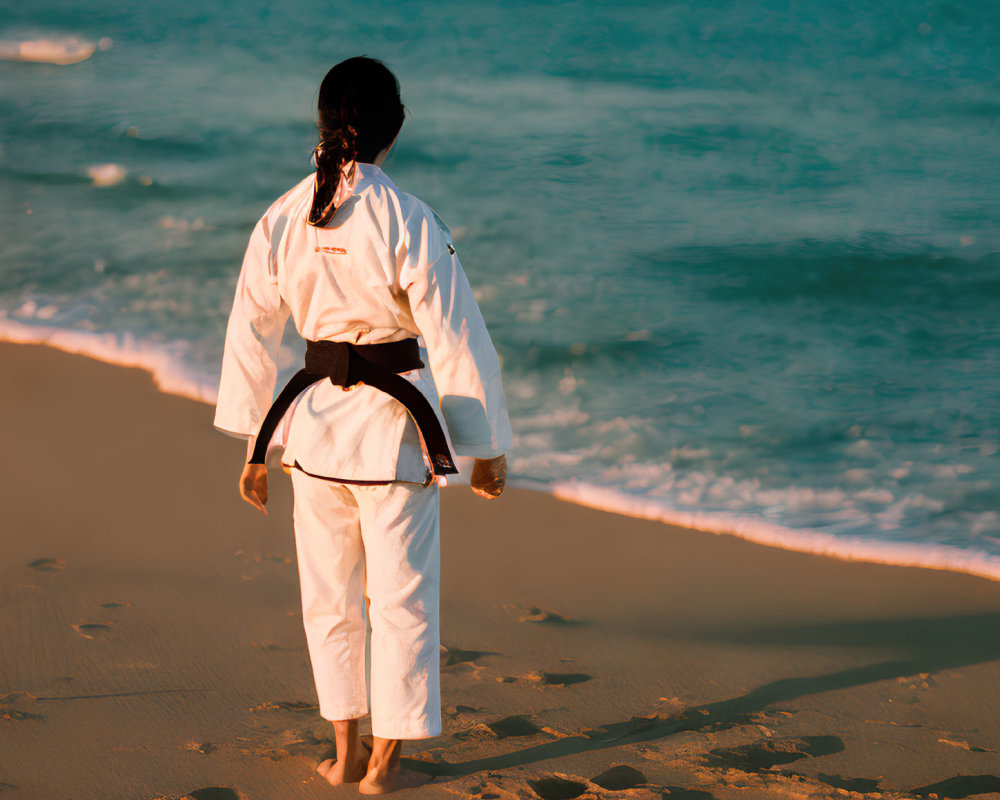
[239, 462, 269, 514]
[470, 454, 506, 499]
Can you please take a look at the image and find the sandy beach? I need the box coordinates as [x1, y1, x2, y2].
[2, 340, 1000, 800]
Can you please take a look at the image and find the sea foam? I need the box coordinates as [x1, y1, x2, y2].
[0, 315, 217, 404]
[0, 35, 111, 65]
[548, 480, 1000, 583]
[87, 164, 128, 187]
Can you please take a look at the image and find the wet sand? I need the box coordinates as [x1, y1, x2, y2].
[2, 341, 1000, 800]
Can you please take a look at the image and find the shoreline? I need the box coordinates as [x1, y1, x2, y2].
[3, 340, 1000, 798]
[2, 326, 998, 584]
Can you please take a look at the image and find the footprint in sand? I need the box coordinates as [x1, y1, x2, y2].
[275, 700, 317, 713]
[487, 715, 542, 738]
[27, 557, 65, 571]
[898, 672, 935, 690]
[185, 789, 243, 800]
[499, 671, 593, 688]
[250, 699, 318, 714]
[911, 774, 1000, 798]
[527, 775, 589, 800]
[534, 769, 715, 800]
[508, 605, 587, 626]
[454, 714, 543, 741]
[147, 788, 241, 800]
[444, 704, 483, 720]
[243, 728, 329, 762]
[0, 708, 43, 721]
[529, 671, 591, 687]
[440, 644, 498, 667]
[72, 622, 113, 640]
[818, 773, 881, 792]
[591, 765, 646, 790]
[523, 768, 709, 800]
[706, 735, 844, 771]
[279, 731, 326, 758]
[147, 788, 243, 800]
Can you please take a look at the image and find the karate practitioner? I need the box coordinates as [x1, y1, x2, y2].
[213, 57, 512, 793]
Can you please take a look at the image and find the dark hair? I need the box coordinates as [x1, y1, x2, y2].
[309, 56, 406, 226]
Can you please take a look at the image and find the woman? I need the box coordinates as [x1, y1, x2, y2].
[213, 56, 511, 793]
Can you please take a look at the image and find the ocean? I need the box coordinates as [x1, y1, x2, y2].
[2, 0, 998, 576]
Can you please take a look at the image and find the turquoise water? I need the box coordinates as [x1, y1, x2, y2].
[2, 1, 998, 572]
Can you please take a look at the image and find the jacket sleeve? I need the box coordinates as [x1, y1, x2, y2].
[401, 218, 512, 459]
[213, 213, 291, 446]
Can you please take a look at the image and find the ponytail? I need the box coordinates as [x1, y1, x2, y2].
[308, 57, 405, 228]
[310, 127, 357, 227]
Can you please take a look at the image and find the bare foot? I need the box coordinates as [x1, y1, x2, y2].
[317, 753, 370, 786]
[359, 765, 433, 794]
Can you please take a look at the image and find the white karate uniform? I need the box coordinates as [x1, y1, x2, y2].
[214, 162, 512, 738]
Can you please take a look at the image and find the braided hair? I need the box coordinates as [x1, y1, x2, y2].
[309, 56, 406, 227]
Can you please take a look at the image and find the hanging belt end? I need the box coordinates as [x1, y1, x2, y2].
[432, 454, 459, 475]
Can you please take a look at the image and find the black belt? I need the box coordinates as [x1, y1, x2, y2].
[248, 338, 458, 475]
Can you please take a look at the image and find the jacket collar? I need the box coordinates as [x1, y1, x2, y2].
[354, 161, 400, 193]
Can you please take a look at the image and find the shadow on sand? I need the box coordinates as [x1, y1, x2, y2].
[411, 611, 1000, 785]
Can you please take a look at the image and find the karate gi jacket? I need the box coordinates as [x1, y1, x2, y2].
[213, 162, 512, 484]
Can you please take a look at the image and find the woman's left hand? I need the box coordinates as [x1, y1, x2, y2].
[239, 462, 269, 514]
[470, 454, 507, 499]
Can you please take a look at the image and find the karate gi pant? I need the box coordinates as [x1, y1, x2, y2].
[290, 467, 442, 739]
